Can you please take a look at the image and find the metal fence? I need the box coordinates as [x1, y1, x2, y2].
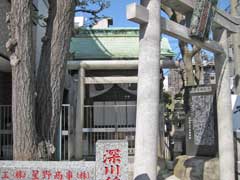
[58, 102, 137, 160]
[0, 105, 12, 160]
[0, 105, 71, 161]
[82, 102, 136, 159]
[0, 103, 137, 161]
[58, 104, 71, 161]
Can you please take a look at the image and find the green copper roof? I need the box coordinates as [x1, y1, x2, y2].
[70, 28, 175, 60]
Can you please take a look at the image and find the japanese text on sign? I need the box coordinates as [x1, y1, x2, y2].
[1, 170, 90, 180]
[103, 149, 122, 180]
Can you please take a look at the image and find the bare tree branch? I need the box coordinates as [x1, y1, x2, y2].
[191, 46, 201, 57]
[75, 0, 110, 24]
[194, 51, 202, 85]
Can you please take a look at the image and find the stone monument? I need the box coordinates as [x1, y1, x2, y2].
[96, 140, 128, 180]
[0, 161, 95, 180]
[184, 85, 218, 156]
[0, 140, 129, 180]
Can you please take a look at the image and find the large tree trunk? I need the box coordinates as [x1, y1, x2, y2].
[37, 0, 75, 147]
[180, 44, 196, 86]
[36, 0, 56, 140]
[184, 51, 195, 86]
[9, 0, 38, 160]
[8, 0, 75, 160]
[48, 0, 75, 143]
[163, 10, 196, 87]
[194, 52, 202, 85]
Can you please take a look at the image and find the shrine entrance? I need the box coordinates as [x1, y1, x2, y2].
[82, 79, 137, 159]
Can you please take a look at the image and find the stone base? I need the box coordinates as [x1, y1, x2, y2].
[173, 155, 219, 180]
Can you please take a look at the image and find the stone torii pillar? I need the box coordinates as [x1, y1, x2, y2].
[231, 0, 240, 94]
[214, 29, 235, 180]
[127, 1, 161, 180]
[75, 67, 85, 160]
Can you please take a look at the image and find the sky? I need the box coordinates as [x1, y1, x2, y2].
[77, 0, 139, 27]
[98, 0, 140, 27]
[77, 0, 231, 58]
[78, 0, 230, 27]
[219, 0, 230, 10]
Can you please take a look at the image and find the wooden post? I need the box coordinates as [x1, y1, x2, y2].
[214, 29, 235, 180]
[133, 0, 161, 179]
[75, 67, 85, 160]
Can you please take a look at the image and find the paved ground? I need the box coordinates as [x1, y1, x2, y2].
[128, 157, 179, 180]
[165, 175, 180, 180]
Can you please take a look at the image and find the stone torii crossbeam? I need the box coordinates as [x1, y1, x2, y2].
[127, 0, 240, 180]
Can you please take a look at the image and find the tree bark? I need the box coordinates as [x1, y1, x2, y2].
[183, 47, 195, 86]
[9, 0, 38, 160]
[163, 10, 196, 87]
[36, 0, 75, 152]
[47, 0, 75, 144]
[36, 0, 56, 140]
[194, 52, 202, 85]
[8, 0, 109, 160]
[9, 0, 75, 160]
[179, 43, 199, 86]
